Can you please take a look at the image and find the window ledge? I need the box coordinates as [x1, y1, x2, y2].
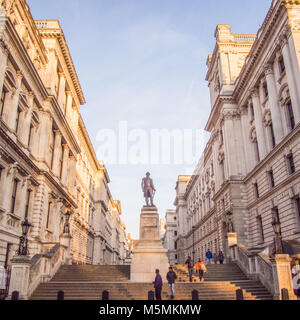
[8, 213, 21, 221]
[293, 229, 300, 235]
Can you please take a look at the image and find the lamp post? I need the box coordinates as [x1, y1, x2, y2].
[192, 226, 196, 264]
[63, 210, 71, 234]
[17, 219, 31, 256]
[272, 215, 283, 254]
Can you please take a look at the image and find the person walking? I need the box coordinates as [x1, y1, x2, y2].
[219, 251, 224, 264]
[166, 266, 177, 299]
[213, 252, 218, 264]
[153, 269, 163, 300]
[206, 249, 213, 264]
[195, 259, 206, 282]
[185, 256, 194, 282]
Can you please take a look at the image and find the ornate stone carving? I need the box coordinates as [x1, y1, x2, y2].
[263, 109, 272, 126]
[250, 88, 259, 98]
[250, 127, 257, 142]
[264, 64, 274, 76]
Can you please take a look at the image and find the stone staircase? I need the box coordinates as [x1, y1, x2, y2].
[30, 263, 273, 300]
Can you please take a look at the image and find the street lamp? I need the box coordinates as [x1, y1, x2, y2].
[271, 215, 283, 254]
[192, 226, 196, 264]
[18, 218, 31, 256]
[63, 210, 71, 234]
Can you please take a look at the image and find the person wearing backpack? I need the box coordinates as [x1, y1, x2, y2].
[185, 256, 194, 282]
[195, 258, 206, 282]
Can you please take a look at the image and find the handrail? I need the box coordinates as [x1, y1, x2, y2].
[230, 244, 274, 296]
[27, 244, 65, 298]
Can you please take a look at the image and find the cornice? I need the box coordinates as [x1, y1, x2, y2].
[78, 115, 101, 171]
[232, 0, 286, 99]
[36, 21, 86, 105]
[205, 95, 237, 132]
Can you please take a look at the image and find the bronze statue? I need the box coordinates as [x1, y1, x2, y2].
[141, 172, 156, 206]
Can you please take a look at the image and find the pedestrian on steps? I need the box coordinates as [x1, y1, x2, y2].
[213, 253, 218, 264]
[185, 256, 194, 282]
[153, 269, 163, 300]
[166, 266, 177, 299]
[218, 251, 224, 264]
[195, 259, 206, 282]
[206, 249, 213, 264]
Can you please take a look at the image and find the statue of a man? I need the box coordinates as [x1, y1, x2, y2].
[141, 172, 156, 206]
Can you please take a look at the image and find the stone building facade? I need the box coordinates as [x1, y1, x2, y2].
[174, 0, 300, 263]
[0, 0, 127, 275]
[162, 209, 178, 265]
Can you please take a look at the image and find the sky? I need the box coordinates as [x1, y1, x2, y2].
[28, 0, 271, 238]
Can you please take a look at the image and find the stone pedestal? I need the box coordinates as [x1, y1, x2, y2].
[271, 254, 297, 300]
[8, 255, 31, 300]
[130, 206, 169, 283]
[60, 233, 72, 265]
[227, 232, 237, 247]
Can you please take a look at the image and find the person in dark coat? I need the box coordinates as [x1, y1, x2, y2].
[153, 269, 163, 300]
[219, 251, 224, 264]
[166, 267, 177, 299]
[206, 249, 213, 264]
[185, 256, 194, 282]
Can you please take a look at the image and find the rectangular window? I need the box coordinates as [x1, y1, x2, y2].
[295, 198, 300, 227]
[46, 202, 52, 229]
[269, 123, 276, 149]
[278, 56, 285, 74]
[250, 104, 255, 120]
[10, 179, 19, 214]
[263, 83, 268, 98]
[254, 183, 259, 199]
[15, 107, 21, 133]
[24, 190, 31, 219]
[28, 125, 34, 148]
[287, 102, 295, 131]
[268, 170, 275, 188]
[174, 231, 177, 236]
[0, 88, 7, 117]
[59, 144, 64, 179]
[287, 153, 295, 175]
[256, 216, 264, 243]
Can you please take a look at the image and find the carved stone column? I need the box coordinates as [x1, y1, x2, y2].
[46, 49, 58, 96]
[57, 73, 66, 110]
[251, 89, 267, 159]
[0, 40, 9, 95]
[5, 71, 22, 131]
[65, 90, 73, 120]
[264, 65, 284, 143]
[240, 104, 255, 172]
[36, 108, 52, 167]
[61, 144, 69, 186]
[281, 34, 300, 124]
[52, 130, 62, 177]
